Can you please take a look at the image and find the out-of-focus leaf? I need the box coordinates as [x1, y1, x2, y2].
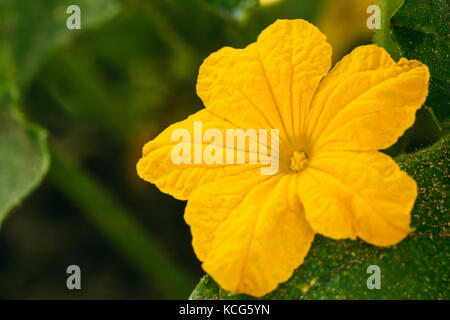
[190, 136, 450, 299]
[0, 99, 49, 226]
[0, 0, 120, 223]
[21, 5, 173, 143]
[375, 0, 404, 60]
[0, 0, 121, 87]
[317, 0, 375, 63]
[0, 45, 49, 225]
[203, 0, 259, 21]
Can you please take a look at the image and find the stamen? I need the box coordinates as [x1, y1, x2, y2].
[289, 151, 308, 172]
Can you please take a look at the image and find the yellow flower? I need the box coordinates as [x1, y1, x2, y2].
[137, 19, 430, 297]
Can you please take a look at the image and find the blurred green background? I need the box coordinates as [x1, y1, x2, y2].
[0, 0, 379, 299]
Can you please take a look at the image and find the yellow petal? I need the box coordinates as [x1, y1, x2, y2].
[185, 172, 315, 296]
[136, 109, 264, 200]
[306, 45, 430, 153]
[298, 150, 416, 246]
[197, 19, 331, 146]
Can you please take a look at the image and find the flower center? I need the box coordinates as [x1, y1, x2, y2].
[289, 151, 308, 172]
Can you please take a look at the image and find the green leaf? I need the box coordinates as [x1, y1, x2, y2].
[375, 0, 404, 60]
[0, 0, 121, 87]
[190, 136, 450, 299]
[0, 99, 49, 226]
[0, 44, 49, 225]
